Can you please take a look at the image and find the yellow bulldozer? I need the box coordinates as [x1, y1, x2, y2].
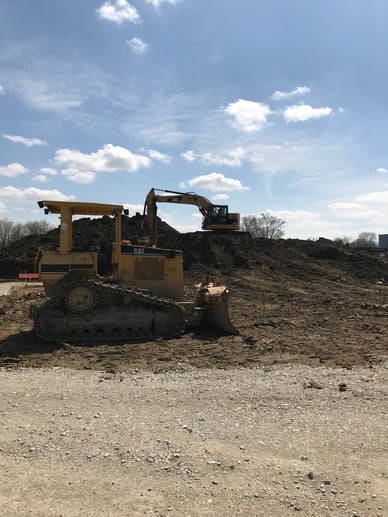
[32, 198, 238, 342]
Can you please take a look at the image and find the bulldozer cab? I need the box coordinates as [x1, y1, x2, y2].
[36, 199, 185, 301]
[36, 200, 126, 295]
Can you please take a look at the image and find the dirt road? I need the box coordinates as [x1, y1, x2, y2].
[0, 364, 387, 516]
[0, 281, 21, 297]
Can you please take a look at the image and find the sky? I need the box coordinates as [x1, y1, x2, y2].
[1, 0, 388, 240]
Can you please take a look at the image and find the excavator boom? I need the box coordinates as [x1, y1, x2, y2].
[143, 188, 240, 244]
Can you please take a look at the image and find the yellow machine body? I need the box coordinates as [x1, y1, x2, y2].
[117, 244, 184, 300]
[33, 198, 237, 342]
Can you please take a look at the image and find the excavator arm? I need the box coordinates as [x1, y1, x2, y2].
[143, 188, 240, 244]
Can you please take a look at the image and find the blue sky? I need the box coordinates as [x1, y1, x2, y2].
[1, 0, 388, 239]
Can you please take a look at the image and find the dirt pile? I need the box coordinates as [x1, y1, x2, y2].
[1, 216, 388, 371]
[1, 215, 388, 283]
[1, 229, 388, 371]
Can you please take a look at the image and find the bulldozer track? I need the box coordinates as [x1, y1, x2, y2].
[31, 279, 186, 343]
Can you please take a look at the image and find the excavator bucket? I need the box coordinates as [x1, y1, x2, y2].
[196, 282, 238, 334]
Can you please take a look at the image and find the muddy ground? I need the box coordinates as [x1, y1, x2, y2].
[0, 250, 388, 372]
[1, 218, 388, 374]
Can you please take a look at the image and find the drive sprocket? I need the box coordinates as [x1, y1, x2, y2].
[65, 281, 97, 314]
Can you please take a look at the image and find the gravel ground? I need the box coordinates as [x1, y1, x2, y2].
[0, 363, 387, 516]
[0, 282, 21, 297]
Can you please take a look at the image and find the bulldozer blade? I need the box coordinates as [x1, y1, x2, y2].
[202, 285, 238, 334]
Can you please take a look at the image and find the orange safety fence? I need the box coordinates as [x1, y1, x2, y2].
[18, 273, 40, 281]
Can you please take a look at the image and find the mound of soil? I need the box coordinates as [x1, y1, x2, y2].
[1, 217, 388, 371]
[1, 215, 388, 283]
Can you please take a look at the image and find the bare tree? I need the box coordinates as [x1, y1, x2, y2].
[23, 220, 52, 236]
[242, 213, 285, 239]
[334, 235, 353, 246]
[0, 218, 53, 248]
[10, 223, 26, 242]
[0, 218, 14, 247]
[350, 232, 377, 248]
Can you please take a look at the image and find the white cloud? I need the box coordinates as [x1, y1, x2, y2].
[33, 175, 48, 183]
[245, 208, 345, 240]
[267, 209, 343, 239]
[261, 209, 321, 223]
[271, 86, 310, 101]
[126, 37, 148, 54]
[146, 149, 171, 164]
[61, 169, 97, 184]
[187, 172, 249, 192]
[181, 147, 245, 167]
[55, 144, 151, 175]
[224, 99, 271, 133]
[0, 186, 74, 202]
[40, 167, 57, 176]
[326, 192, 388, 233]
[327, 201, 376, 219]
[355, 190, 388, 204]
[212, 193, 230, 201]
[123, 203, 144, 215]
[97, 0, 141, 24]
[3, 134, 47, 147]
[15, 78, 84, 114]
[0, 85, 4, 94]
[0, 201, 6, 212]
[181, 150, 195, 162]
[328, 202, 366, 212]
[145, 0, 181, 6]
[283, 104, 333, 122]
[0, 163, 28, 177]
[376, 167, 388, 173]
[33, 168, 57, 184]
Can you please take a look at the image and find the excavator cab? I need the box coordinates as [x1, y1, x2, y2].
[207, 205, 228, 224]
[202, 205, 240, 231]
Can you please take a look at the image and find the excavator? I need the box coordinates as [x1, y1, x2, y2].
[142, 188, 240, 245]
[32, 199, 238, 343]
